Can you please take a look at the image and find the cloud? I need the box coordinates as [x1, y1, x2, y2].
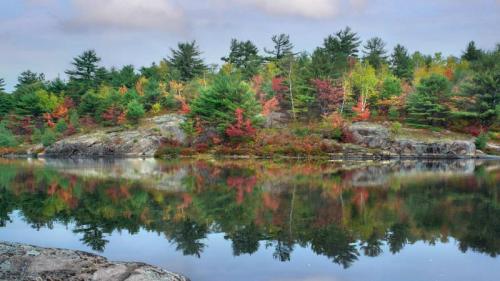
[63, 0, 186, 32]
[236, 0, 342, 19]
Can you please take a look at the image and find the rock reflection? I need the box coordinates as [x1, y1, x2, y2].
[0, 159, 498, 268]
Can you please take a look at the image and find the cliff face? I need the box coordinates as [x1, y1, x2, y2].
[0, 242, 189, 281]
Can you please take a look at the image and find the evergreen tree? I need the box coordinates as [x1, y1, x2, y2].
[168, 41, 206, 82]
[15, 70, 44, 89]
[110, 65, 138, 88]
[363, 37, 387, 69]
[406, 74, 450, 127]
[0, 93, 13, 117]
[222, 39, 262, 79]
[390, 44, 414, 82]
[311, 26, 361, 78]
[190, 72, 261, 133]
[66, 50, 104, 102]
[265, 34, 294, 60]
[461, 41, 483, 62]
[0, 78, 5, 93]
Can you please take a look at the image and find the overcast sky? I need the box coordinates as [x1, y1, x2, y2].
[1, 0, 499, 91]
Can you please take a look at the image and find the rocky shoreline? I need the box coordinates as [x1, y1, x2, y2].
[1, 117, 499, 160]
[0, 242, 189, 281]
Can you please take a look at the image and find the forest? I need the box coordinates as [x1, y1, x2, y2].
[0, 27, 499, 154]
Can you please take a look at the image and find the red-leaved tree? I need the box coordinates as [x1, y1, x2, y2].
[311, 79, 344, 115]
[102, 106, 126, 126]
[271, 77, 288, 101]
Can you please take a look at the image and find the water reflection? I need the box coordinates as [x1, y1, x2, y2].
[0, 159, 498, 269]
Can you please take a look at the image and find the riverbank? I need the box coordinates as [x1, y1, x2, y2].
[0, 242, 189, 281]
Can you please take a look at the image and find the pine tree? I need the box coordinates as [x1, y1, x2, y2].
[265, 34, 294, 60]
[363, 37, 387, 69]
[311, 26, 361, 78]
[168, 41, 206, 82]
[461, 41, 482, 62]
[390, 44, 414, 82]
[15, 70, 45, 89]
[222, 39, 262, 79]
[0, 78, 6, 93]
[66, 50, 104, 102]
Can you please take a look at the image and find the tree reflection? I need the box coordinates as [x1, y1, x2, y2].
[0, 159, 499, 267]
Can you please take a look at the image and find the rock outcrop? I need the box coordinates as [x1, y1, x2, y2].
[44, 114, 185, 158]
[346, 122, 476, 159]
[0, 242, 189, 281]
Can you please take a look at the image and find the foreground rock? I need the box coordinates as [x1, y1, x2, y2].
[0, 242, 189, 281]
[346, 122, 476, 159]
[44, 114, 185, 158]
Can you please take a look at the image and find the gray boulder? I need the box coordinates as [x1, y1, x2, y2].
[347, 122, 391, 148]
[0, 242, 189, 281]
[45, 114, 186, 158]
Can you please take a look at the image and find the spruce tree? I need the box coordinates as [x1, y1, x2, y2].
[406, 74, 450, 127]
[390, 44, 414, 82]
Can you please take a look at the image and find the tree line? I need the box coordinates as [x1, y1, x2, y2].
[0, 27, 498, 149]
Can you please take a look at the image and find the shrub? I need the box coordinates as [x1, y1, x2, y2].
[388, 106, 400, 120]
[126, 100, 145, 124]
[41, 129, 57, 147]
[391, 122, 402, 136]
[0, 123, 17, 147]
[151, 102, 162, 114]
[475, 133, 489, 150]
[55, 119, 68, 134]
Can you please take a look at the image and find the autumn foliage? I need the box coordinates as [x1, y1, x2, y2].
[225, 108, 256, 141]
[312, 79, 344, 114]
[352, 97, 371, 121]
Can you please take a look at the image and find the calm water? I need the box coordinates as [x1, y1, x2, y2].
[0, 158, 499, 281]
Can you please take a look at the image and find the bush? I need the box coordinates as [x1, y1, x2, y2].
[55, 119, 68, 134]
[126, 100, 145, 124]
[41, 129, 58, 147]
[388, 106, 400, 120]
[475, 133, 489, 150]
[0, 123, 17, 147]
[391, 122, 402, 136]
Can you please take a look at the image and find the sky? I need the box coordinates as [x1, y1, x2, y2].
[0, 0, 499, 91]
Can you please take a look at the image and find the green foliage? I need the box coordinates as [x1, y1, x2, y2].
[390, 122, 402, 135]
[380, 76, 402, 100]
[110, 65, 138, 88]
[16, 70, 44, 89]
[65, 50, 105, 102]
[363, 37, 387, 69]
[190, 73, 261, 132]
[462, 41, 483, 62]
[390, 44, 414, 82]
[311, 27, 361, 78]
[41, 128, 58, 147]
[406, 74, 451, 127]
[475, 133, 489, 150]
[388, 106, 400, 120]
[222, 39, 262, 79]
[168, 41, 206, 82]
[126, 100, 145, 124]
[264, 34, 294, 60]
[55, 119, 68, 134]
[0, 92, 14, 117]
[0, 122, 17, 147]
